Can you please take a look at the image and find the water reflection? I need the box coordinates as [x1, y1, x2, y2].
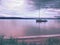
[0, 19, 60, 38]
[40, 19, 60, 34]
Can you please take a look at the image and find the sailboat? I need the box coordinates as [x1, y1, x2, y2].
[36, 9, 47, 23]
[36, 18, 47, 22]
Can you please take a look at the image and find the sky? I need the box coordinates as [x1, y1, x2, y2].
[0, 0, 60, 18]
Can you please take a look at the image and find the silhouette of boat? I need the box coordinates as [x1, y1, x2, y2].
[36, 19, 47, 23]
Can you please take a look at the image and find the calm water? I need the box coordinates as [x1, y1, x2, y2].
[0, 19, 60, 38]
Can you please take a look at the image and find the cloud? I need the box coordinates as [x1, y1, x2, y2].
[29, 0, 60, 9]
[0, 0, 39, 17]
[0, 0, 60, 17]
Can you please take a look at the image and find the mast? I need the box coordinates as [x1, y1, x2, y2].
[39, 3, 40, 19]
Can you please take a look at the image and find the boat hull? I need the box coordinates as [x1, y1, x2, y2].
[36, 19, 47, 23]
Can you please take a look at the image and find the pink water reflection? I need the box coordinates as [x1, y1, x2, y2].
[0, 19, 60, 38]
[0, 19, 39, 38]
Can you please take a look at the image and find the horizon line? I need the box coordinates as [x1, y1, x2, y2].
[0, 17, 60, 19]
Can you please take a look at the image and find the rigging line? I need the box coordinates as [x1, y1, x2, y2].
[39, 5, 41, 34]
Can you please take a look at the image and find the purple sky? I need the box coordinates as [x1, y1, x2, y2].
[0, 0, 60, 18]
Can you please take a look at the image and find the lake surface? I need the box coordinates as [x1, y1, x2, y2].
[0, 19, 60, 38]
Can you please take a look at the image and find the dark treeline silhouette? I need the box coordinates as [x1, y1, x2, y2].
[0, 35, 60, 45]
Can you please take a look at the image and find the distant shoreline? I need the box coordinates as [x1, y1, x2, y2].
[0, 17, 60, 19]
